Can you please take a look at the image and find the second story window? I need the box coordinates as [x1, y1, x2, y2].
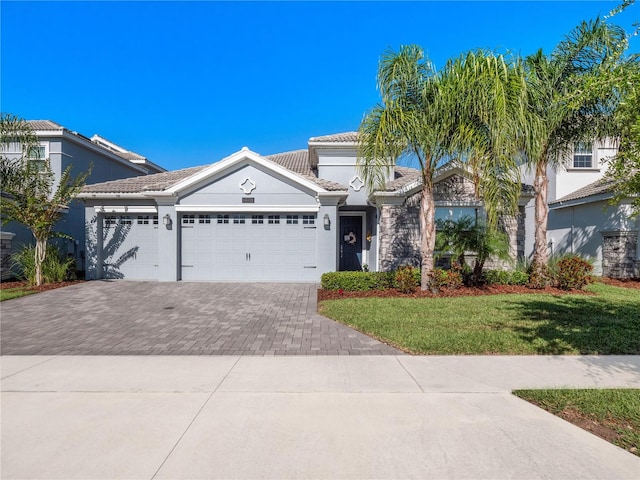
[27, 145, 47, 171]
[573, 142, 593, 168]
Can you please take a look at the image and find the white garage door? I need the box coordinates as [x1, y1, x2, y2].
[180, 213, 317, 282]
[102, 214, 159, 280]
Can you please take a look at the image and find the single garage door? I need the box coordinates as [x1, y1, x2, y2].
[180, 213, 317, 282]
[102, 214, 159, 280]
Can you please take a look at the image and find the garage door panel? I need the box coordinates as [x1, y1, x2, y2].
[180, 212, 317, 282]
[102, 215, 159, 280]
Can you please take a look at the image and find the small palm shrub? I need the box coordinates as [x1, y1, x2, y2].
[554, 255, 594, 290]
[12, 244, 76, 286]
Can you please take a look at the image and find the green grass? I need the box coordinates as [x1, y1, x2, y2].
[318, 283, 640, 354]
[0, 287, 37, 302]
[514, 389, 640, 455]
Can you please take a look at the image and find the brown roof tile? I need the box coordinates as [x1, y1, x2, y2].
[82, 165, 209, 194]
[309, 132, 359, 143]
[550, 178, 617, 205]
[27, 120, 63, 131]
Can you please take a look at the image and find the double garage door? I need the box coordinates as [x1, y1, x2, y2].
[180, 213, 317, 282]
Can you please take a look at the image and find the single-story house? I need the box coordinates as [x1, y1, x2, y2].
[80, 132, 639, 281]
[80, 132, 533, 282]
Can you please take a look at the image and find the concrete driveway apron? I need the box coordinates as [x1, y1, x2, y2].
[0, 281, 400, 355]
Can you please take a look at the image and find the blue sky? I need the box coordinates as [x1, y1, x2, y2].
[2, 1, 638, 171]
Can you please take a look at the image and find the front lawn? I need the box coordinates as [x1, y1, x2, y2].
[0, 286, 37, 301]
[514, 389, 640, 456]
[318, 283, 640, 355]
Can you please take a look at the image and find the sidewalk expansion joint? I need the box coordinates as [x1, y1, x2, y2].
[150, 355, 241, 480]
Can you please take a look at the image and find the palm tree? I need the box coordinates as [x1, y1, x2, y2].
[1, 113, 89, 286]
[521, 18, 628, 281]
[358, 46, 524, 289]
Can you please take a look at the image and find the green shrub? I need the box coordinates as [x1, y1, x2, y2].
[430, 268, 463, 290]
[528, 262, 551, 289]
[394, 265, 419, 293]
[483, 269, 529, 285]
[11, 244, 76, 286]
[554, 255, 594, 290]
[320, 271, 393, 291]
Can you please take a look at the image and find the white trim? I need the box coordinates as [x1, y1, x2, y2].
[94, 206, 158, 214]
[175, 205, 320, 213]
[79, 192, 151, 199]
[167, 148, 327, 195]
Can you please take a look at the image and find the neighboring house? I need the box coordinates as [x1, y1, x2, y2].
[0, 120, 165, 278]
[79, 132, 638, 282]
[521, 139, 639, 277]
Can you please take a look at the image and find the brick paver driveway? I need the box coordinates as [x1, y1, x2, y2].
[1, 281, 400, 355]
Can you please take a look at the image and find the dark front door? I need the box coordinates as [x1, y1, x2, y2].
[339, 215, 363, 271]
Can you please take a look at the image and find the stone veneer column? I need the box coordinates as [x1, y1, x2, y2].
[377, 197, 421, 271]
[0, 231, 16, 280]
[601, 230, 639, 278]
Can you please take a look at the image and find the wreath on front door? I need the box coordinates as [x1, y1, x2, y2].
[345, 231, 357, 245]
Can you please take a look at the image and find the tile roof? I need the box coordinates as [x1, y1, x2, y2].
[549, 177, 617, 205]
[308, 132, 359, 143]
[382, 166, 421, 192]
[27, 120, 63, 131]
[81, 141, 437, 196]
[82, 165, 209, 194]
[266, 149, 313, 175]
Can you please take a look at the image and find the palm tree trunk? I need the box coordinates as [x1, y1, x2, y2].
[420, 180, 436, 290]
[34, 236, 47, 286]
[532, 158, 549, 279]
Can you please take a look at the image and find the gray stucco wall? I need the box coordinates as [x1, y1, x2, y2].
[547, 200, 638, 276]
[179, 164, 317, 207]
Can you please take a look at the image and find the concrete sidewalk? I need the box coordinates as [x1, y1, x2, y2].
[2, 355, 639, 479]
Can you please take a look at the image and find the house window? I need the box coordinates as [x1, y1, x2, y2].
[252, 215, 264, 224]
[120, 215, 132, 225]
[137, 215, 150, 225]
[268, 215, 280, 225]
[233, 215, 246, 224]
[286, 215, 298, 225]
[153, 215, 159, 225]
[27, 145, 47, 171]
[104, 215, 116, 227]
[573, 142, 593, 168]
[198, 214, 211, 224]
[217, 215, 229, 224]
[302, 215, 315, 225]
[435, 207, 480, 225]
[182, 214, 195, 224]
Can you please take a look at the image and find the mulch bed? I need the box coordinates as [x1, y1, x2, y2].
[318, 276, 640, 301]
[318, 284, 591, 301]
[0, 280, 83, 292]
[599, 277, 640, 290]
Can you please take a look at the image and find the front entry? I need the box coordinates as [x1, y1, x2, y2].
[339, 215, 363, 271]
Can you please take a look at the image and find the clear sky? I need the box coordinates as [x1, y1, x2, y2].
[1, 1, 638, 171]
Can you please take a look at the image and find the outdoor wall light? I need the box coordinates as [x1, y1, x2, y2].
[323, 214, 331, 229]
[163, 214, 172, 226]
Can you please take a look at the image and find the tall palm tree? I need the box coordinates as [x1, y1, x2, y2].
[521, 18, 628, 281]
[358, 46, 525, 289]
